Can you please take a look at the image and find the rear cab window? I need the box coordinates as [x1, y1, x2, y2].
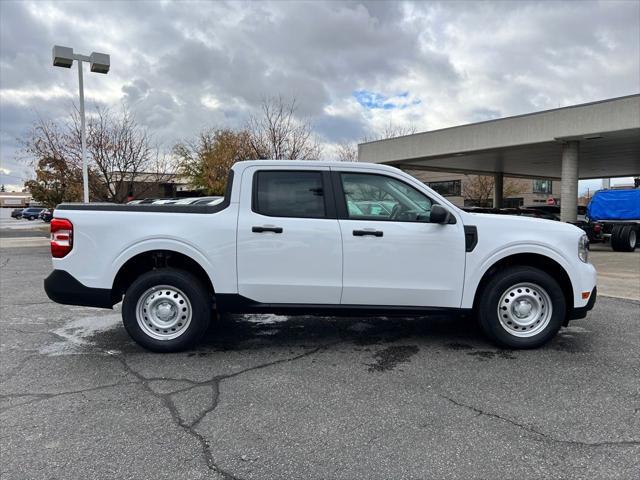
[253, 170, 331, 219]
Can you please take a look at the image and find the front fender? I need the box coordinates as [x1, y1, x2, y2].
[461, 241, 575, 308]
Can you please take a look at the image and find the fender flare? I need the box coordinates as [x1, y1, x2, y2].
[109, 238, 216, 291]
[461, 242, 575, 308]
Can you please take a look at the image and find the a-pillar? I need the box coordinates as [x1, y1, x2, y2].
[560, 141, 579, 223]
[493, 172, 504, 208]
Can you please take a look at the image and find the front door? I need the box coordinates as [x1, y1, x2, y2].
[236, 166, 342, 304]
[334, 170, 466, 308]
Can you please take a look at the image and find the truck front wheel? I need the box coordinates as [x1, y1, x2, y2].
[477, 266, 566, 349]
[122, 268, 211, 352]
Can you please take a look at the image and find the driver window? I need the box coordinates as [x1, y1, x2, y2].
[340, 173, 433, 222]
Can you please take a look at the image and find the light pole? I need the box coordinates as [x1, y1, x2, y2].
[52, 45, 110, 203]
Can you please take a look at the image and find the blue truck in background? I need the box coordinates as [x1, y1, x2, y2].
[587, 189, 640, 252]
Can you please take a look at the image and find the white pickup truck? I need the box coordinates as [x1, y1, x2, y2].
[45, 161, 597, 352]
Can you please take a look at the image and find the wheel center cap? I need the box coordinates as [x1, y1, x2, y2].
[514, 300, 533, 318]
[156, 302, 175, 321]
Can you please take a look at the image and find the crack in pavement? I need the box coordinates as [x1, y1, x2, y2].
[440, 394, 640, 448]
[111, 344, 330, 479]
[0, 381, 141, 414]
[0, 346, 328, 479]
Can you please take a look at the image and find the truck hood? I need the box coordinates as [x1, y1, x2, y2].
[462, 212, 585, 239]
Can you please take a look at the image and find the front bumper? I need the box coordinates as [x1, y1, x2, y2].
[568, 287, 597, 320]
[44, 270, 115, 309]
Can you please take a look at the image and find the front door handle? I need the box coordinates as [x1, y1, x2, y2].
[252, 226, 283, 233]
[353, 229, 383, 237]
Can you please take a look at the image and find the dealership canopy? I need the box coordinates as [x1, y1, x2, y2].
[358, 94, 640, 222]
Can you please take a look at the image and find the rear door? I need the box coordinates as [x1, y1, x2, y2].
[333, 169, 466, 308]
[236, 166, 342, 304]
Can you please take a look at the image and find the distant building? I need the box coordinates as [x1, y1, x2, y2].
[0, 191, 34, 208]
[111, 172, 199, 201]
[406, 170, 561, 208]
[359, 95, 640, 222]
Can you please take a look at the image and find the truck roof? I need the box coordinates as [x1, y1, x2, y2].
[232, 160, 403, 174]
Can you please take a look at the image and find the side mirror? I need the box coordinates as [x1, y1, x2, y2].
[429, 205, 451, 224]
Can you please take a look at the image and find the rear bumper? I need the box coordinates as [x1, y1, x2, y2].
[568, 287, 597, 320]
[44, 270, 114, 309]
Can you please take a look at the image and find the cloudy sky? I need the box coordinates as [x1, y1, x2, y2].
[0, 0, 638, 192]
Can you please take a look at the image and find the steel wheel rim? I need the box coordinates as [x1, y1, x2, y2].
[630, 230, 637, 248]
[497, 282, 553, 337]
[136, 285, 192, 341]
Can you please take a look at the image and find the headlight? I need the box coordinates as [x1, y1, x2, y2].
[578, 234, 589, 263]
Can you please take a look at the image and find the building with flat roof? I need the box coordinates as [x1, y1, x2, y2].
[358, 94, 640, 222]
[0, 191, 33, 208]
[408, 170, 561, 208]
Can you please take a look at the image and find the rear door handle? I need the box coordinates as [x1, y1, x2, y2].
[252, 226, 283, 234]
[353, 229, 383, 237]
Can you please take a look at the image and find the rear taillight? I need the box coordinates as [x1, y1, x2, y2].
[51, 218, 73, 258]
[594, 223, 602, 233]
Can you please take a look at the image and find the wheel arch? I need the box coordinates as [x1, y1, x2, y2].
[112, 250, 215, 304]
[471, 253, 574, 315]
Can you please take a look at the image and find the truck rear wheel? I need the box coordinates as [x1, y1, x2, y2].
[477, 266, 566, 349]
[615, 225, 637, 252]
[122, 268, 211, 352]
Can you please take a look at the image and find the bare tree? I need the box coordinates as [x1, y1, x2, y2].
[174, 128, 253, 195]
[463, 175, 494, 207]
[21, 106, 176, 204]
[335, 141, 358, 162]
[463, 174, 526, 207]
[362, 121, 417, 143]
[334, 121, 417, 162]
[73, 107, 176, 202]
[247, 96, 322, 160]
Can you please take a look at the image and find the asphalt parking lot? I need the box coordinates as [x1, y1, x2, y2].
[1, 223, 639, 479]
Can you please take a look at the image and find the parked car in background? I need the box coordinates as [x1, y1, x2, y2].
[126, 197, 222, 206]
[10, 208, 23, 219]
[198, 197, 224, 205]
[526, 205, 587, 221]
[191, 196, 224, 205]
[39, 209, 53, 223]
[463, 206, 603, 243]
[20, 207, 45, 220]
[134, 197, 224, 206]
[508, 208, 559, 221]
[167, 197, 224, 205]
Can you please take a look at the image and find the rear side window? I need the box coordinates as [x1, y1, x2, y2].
[254, 170, 326, 218]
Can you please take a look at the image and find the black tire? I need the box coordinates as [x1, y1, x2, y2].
[610, 225, 623, 251]
[27, 216, 34, 221]
[477, 266, 566, 349]
[616, 225, 637, 252]
[122, 268, 212, 352]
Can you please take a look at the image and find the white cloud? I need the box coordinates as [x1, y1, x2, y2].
[0, 0, 637, 182]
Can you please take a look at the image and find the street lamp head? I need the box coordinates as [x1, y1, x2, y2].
[89, 52, 110, 74]
[52, 45, 74, 68]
